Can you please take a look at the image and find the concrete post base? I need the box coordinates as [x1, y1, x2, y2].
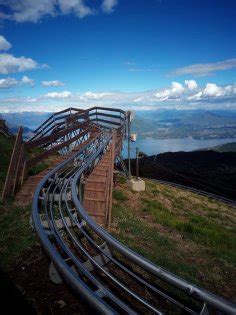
[127, 178, 146, 192]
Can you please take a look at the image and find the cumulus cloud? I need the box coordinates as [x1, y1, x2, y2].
[21, 75, 35, 86]
[155, 82, 184, 101]
[0, 36, 12, 51]
[43, 91, 72, 99]
[0, 75, 34, 88]
[1, 0, 55, 23]
[172, 58, 236, 77]
[0, 53, 40, 74]
[187, 83, 236, 101]
[57, 0, 94, 18]
[1, 81, 236, 112]
[185, 80, 197, 90]
[0, 36, 47, 74]
[82, 91, 114, 100]
[0, 0, 118, 23]
[41, 80, 65, 87]
[203, 83, 224, 97]
[0, 77, 18, 88]
[101, 0, 118, 13]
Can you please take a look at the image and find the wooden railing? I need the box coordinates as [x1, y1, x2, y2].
[1, 127, 24, 199]
[2, 107, 127, 200]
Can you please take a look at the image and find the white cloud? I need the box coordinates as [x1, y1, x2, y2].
[172, 58, 236, 77]
[43, 91, 72, 99]
[0, 0, 56, 23]
[21, 75, 35, 86]
[0, 0, 118, 23]
[1, 81, 236, 112]
[101, 0, 118, 13]
[0, 76, 34, 89]
[0, 36, 47, 75]
[187, 83, 236, 101]
[0, 53, 40, 74]
[58, 0, 94, 18]
[0, 36, 12, 51]
[82, 91, 114, 100]
[0, 77, 17, 88]
[42, 80, 65, 87]
[185, 80, 197, 90]
[187, 91, 203, 101]
[0, 75, 35, 88]
[155, 82, 184, 101]
[203, 83, 224, 97]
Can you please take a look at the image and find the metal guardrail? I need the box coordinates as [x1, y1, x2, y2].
[144, 178, 236, 207]
[32, 107, 236, 314]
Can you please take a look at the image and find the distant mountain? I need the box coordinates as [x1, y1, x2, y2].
[2, 112, 52, 140]
[2, 112, 51, 130]
[2, 109, 236, 140]
[132, 109, 236, 140]
[8, 125, 34, 140]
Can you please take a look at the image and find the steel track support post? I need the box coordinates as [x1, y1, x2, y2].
[136, 147, 139, 180]
[127, 111, 131, 179]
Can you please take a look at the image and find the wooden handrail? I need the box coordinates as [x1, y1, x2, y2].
[26, 121, 89, 149]
[25, 128, 91, 170]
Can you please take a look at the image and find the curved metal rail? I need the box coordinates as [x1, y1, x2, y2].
[32, 108, 236, 314]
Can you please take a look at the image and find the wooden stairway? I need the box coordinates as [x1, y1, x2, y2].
[83, 139, 115, 227]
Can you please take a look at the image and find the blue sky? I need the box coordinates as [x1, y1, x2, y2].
[0, 0, 236, 112]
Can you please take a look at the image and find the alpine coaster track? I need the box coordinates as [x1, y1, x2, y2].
[7, 107, 235, 314]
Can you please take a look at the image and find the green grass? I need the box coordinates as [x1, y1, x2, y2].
[0, 135, 14, 189]
[141, 198, 236, 265]
[113, 188, 128, 201]
[0, 200, 36, 270]
[28, 160, 51, 176]
[0, 136, 59, 272]
[111, 179, 236, 300]
[112, 202, 198, 282]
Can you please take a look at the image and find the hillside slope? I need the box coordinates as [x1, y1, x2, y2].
[211, 142, 236, 152]
[129, 150, 236, 200]
[112, 178, 236, 302]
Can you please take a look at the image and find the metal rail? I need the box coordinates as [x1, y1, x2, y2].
[32, 107, 236, 314]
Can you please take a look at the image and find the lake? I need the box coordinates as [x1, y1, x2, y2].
[122, 137, 236, 158]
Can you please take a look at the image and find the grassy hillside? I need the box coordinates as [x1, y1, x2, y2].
[0, 135, 59, 269]
[112, 177, 236, 302]
[129, 150, 236, 200]
[0, 135, 15, 189]
[212, 142, 236, 152]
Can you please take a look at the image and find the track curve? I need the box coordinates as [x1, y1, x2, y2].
[32, 107, 236, 314]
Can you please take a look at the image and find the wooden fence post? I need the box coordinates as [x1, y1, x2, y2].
[1, 127, 23, 200]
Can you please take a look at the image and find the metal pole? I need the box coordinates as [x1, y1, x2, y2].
[136, 147, 139, 180]
[127, 111, 131, 179]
